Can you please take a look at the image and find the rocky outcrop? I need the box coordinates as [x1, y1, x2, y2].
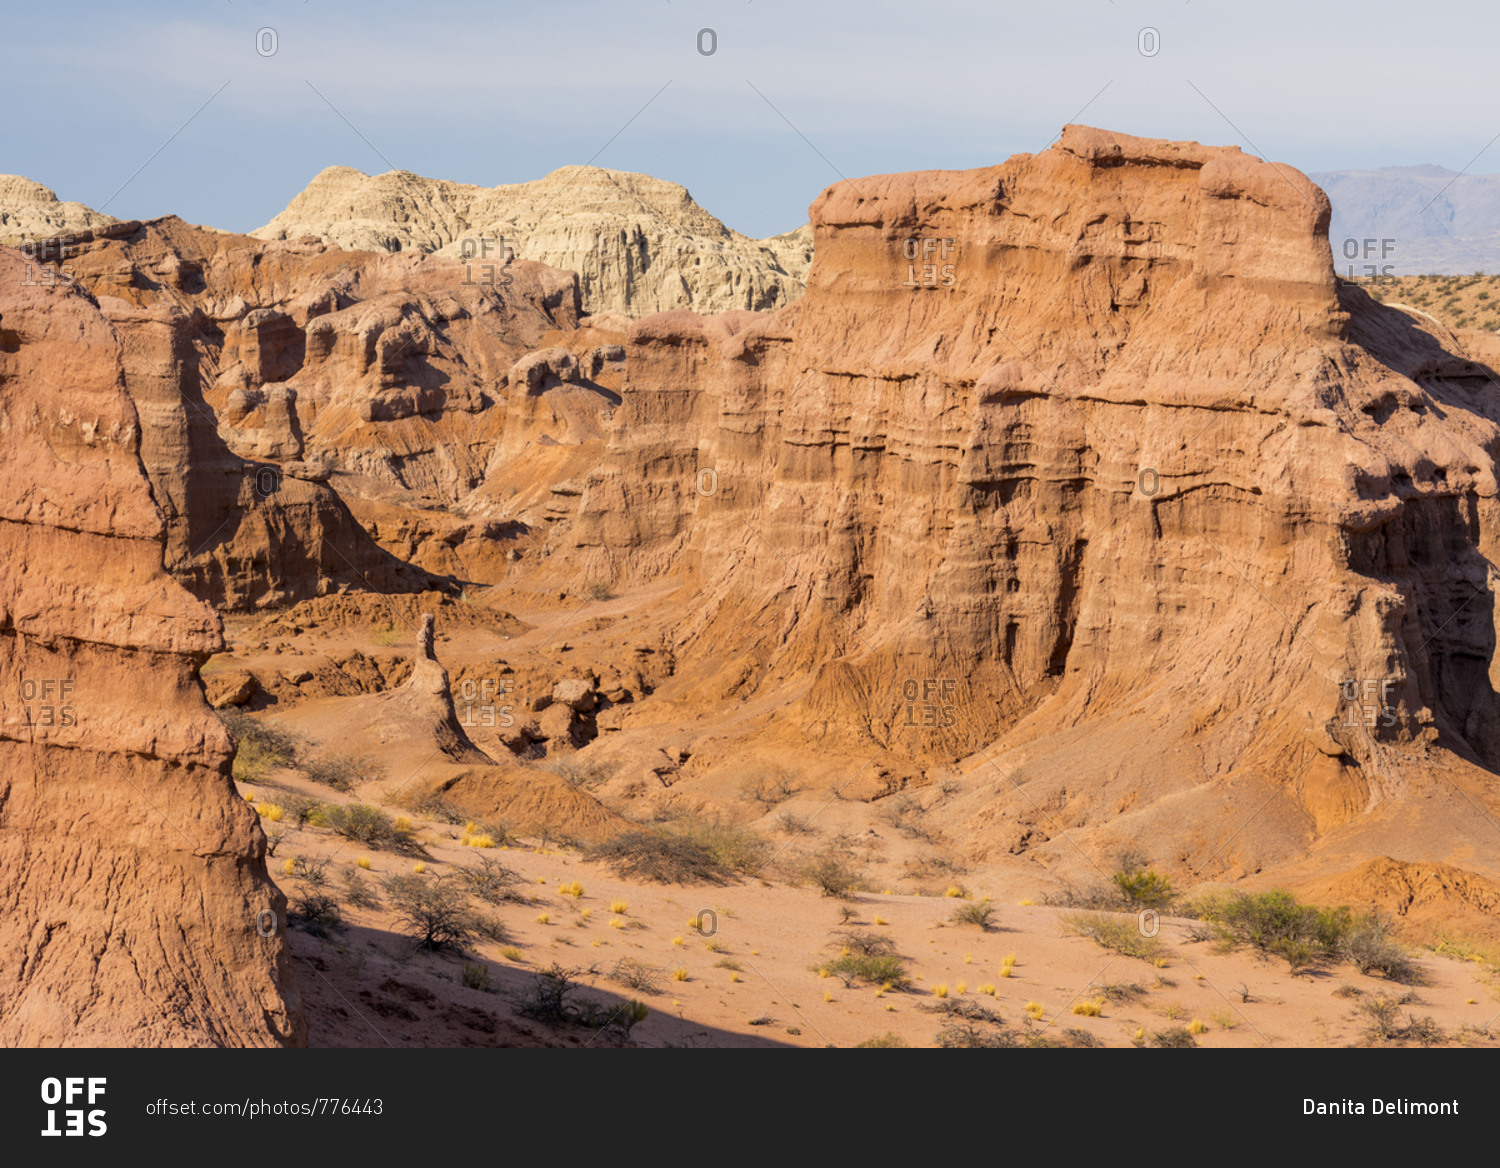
[0, 175, 116, 247]
[0, 245, 302, 1045]
[535, 125, 1500, 879]
[35, 215, 584, 607]
[253, 165, 811, 316]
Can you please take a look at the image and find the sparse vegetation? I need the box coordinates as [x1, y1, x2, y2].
[461, 962, 491, 991]
[511, 963, 649, 1040]
[381, 874, 474, 952]
[950, 901, 995, 930]
[1152, 1026, 1198, 1048]
[315, 803, 415, 851]
[803, 853, 863, 899]
[1060, 910, 1166, 961]
[1187, 889, 1354, 973]
[610, 958, 664, 995]
[818, 953, 912, 991]
[221, 713, 300, 783]
[453, 854, 523, 905]
[302, 752, 380, 793]
[856, 1032, 907, 1048]
[586, 819, 767, 885]
[290, 892, 342, 937]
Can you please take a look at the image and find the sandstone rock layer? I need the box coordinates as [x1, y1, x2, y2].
[0, 246, 302, 1046]
[538, 125, 1500, 881]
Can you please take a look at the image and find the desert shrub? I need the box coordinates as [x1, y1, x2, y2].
[819, 953, 911, 990]
[221, 713, 301, 783]
[1151, 1026, 1198, 1048]
[834, 929, 897, 957]
[461, 963, 491, 991]
[803, 853, 863, 899]
[1190, 890, 1352, 971]
[279, 794, 326, 828]
[675, 816, 772, 875]
[611, 958, 663, 995]
[302, 752, 380, 793]
[774, 809, 813, 836]
[471, 912, 510, 945]
[950, 902, 995, 930]
[746, 767, 800, 810]
[284, 854, 330, 886]
[922, 998, 1004, 1025]
[1039, 882, 1129, 910]
[1112, 867, 1174, 911]
[401, 792, 468, 825]
[1342, 915, 1420, 984]
[1060, 911, 1165, 961]
[1404, 1015, 1446, 1046]
[1357, 997, 1404, 1043]
[341, 866, 380, 909]
[454, 854, 523, 905]
[1099, 981, 1146, 1003]
[317, 803, 414, 851]
[512, 964, 648, 1039]
[1064, 1028, 1104, 1048]
[855, 1032, 907, 1048]
[290, 892, 342, 937]
[542, 756, 613, 790]
[585, 830, 730, 884]
[935, 1023, 1018, 1048]
[381, 874, 473, 951]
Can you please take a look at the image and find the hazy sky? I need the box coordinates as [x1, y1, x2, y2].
[6, 0, 1499, 239]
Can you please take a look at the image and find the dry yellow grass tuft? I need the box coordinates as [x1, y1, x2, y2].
[610, 900, 629, 915]
[1025, 1001, 1044, 1020]
[672, 967, 689, 982]
[356, 856, 372, 870]
[932, 984, 949, 998]
[1072, 1000, 1103, 1017]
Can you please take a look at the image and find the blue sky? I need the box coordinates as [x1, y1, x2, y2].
[5, 0, 1498, 239]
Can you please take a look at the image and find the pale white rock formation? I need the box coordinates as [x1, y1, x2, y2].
[253, 165, 810, 316]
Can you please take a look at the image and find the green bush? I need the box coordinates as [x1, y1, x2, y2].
[819, 953, 911, 990]
[1190, 889, 1353, 972]
[1113, 868, 1174, 910]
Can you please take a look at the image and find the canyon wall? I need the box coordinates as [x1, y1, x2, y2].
[544, 126, 1500, 877]
[0, 245, 302, 1045]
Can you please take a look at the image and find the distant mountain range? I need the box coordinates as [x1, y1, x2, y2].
[1311, 165, 1500, 275]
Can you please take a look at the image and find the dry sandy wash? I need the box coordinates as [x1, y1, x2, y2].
[4, 125, 1500, 1047]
